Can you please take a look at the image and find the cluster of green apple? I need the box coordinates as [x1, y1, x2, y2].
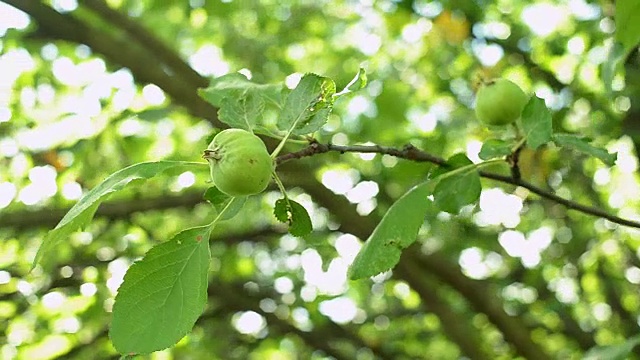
[202, 78, 527, 197]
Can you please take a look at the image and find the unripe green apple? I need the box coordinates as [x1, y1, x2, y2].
[203, 129, 273, 196]
[475, 79, 528, 126]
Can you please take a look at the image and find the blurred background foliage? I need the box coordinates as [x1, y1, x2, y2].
[1, 0, 639, 359]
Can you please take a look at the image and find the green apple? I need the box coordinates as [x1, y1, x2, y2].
[475, 79, 528, 126]
[203, 129, 273, 196]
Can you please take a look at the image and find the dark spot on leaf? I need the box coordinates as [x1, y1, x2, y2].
[196, 235, 203, 242]
[385, 239, 403, 249]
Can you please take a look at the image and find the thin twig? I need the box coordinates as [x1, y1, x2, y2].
[276, 142, 640, 229]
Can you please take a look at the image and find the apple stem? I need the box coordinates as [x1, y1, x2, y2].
[207, 197, 236, 229]
[272, 172, 289, 200]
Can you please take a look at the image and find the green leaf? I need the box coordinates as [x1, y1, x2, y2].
[615, 0, 640, 52]
[335, 67, 368, 97]
[583, 334, 640, 360]
[203, 187, 247, 220]
[198, 73, 287, 109]
[259, 84, 290, 110]
[136, 108, 170, 122]
[110, 225, 211, 354]
[479, 139, 515, 160]
[553, 133, 617, 166]
[274, 199, 312, 237]
[349, 180, 435, 280]
[273, 199, 289, 223]
[277, 73, 336, 135]
[346, 67, 367, 91]
[433, 154, 482, 214]
[198, 73, 254, 107]
[203, 186, 228, 206]
[602, 42, 627, 95]
[33, 161, 205, 270]
[521, 96, 553, 149]
[218, 90, 265, 131]
[603, 0, 640, 97]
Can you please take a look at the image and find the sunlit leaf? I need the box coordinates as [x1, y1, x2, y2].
[346, 67, 367, 91]
[198, 73, 287, 109]
[203, 187, 247, 220]
[198, 73, 255, 108]
[433, 154, 481, 214]
[335, 67, 368, 97]
[274, 198, 312, 237]
[135, 108, 170, 122]
[110, 226, 211, 354]
[349, 180, 434, 280]
[32, 161, 205, 270]
[521, 96, 552, 149]
[615, 0, 640, 52]
[479, 139, 515, 160]
[553, 133, 617, 166]
[602, 42, 627, 95]
[278, 73, 336, 135]
[583, 334, 640, 360]
[218, 90, 265, 131]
